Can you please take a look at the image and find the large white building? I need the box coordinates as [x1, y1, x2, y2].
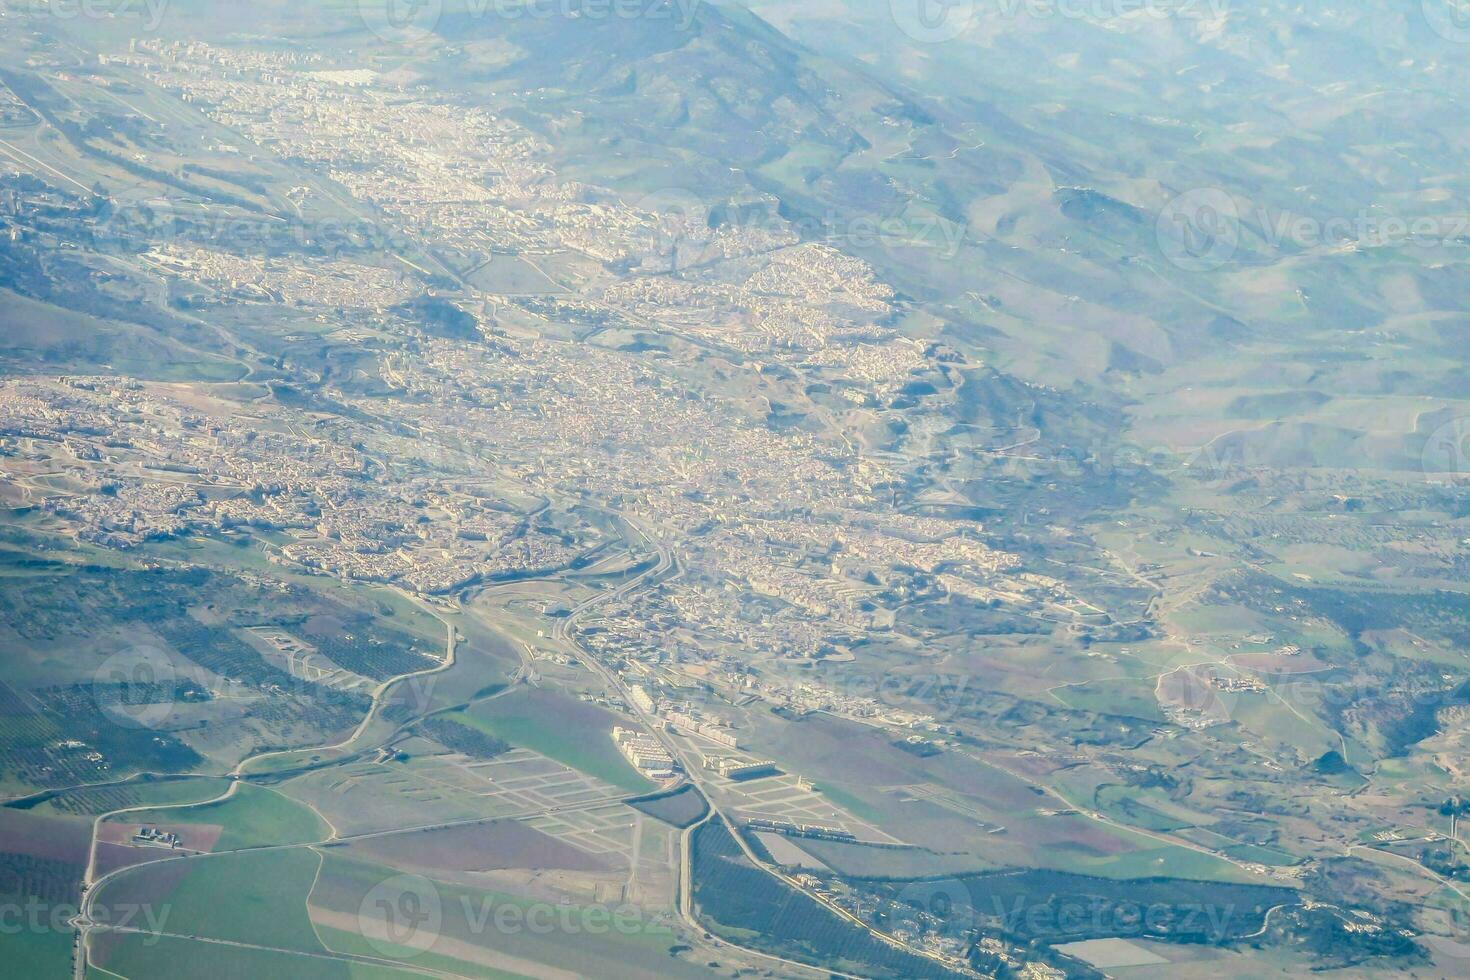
[612, 726, 674, 779]
[627, 685, 655, 715]
[664, 711, 739, 749]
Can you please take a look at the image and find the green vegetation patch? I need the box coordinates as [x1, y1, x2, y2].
[1052, 677, 1167, 722]
[19, 776, 235, 818]
[628, 785, 708, 828]
[0, 927, 75, 980]
[418, 716, 511, 760]
[865, 867, 1297, 945]
[1094, 785, 1193, 833]
[94, 847, 327, 954]
[92, 931, 359, 980]
[118, 783, 328, 851]
[314, 854, 701, 978]
[457, 690, 649, 793]
[692, 819, 963, 978]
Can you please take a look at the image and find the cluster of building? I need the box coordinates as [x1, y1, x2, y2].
[625, 684, 741, 749]
[599, 243, 926, 397]
[701, 756, 782, 781]
[28, 45, 1070, 682]
[0, 378, 589, 593]
[122, 40, 789, 271]
[131, 826, 184, 849]
[663, 710, 739, 749]
[1211, 675, 1268, 693]
[756, 681, 938, 729]
[0, 44, 1109, 843]
[145, 246, 417, 311]
[746, 818, 854, 841]
[972, 938, 1066, 980]
[610, 726, 675, 781]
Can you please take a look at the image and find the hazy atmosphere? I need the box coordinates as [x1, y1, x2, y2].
[1, 2, 1469, 977]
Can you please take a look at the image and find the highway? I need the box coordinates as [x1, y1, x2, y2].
[549, 517, 976, 977]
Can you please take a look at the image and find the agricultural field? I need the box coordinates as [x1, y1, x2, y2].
[14, 776, 233, 819]
[334, 819, 615, 876]
[310, 853, 713, 980]
[0, 808, 93, 977]
[104, 783, 329, 852]
[453, 689, 651, 795]
[90, 933, 423, 980]
[1, 2, 1469, 977]
[277, 745, 631, 838]
[92, 848, 328, 955]
[628, 786, 708, 829]
[691, 819, 962, 979]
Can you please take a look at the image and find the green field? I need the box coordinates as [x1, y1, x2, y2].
[32, 777, 234, 819]
[808, 782, 884, 824]
[314, 854, 699, 979]
[1222, 843, 1303, 867]
[1052, 677, 1167, 722]
[94, 848, 326, 955]
[108, 784, 328, 851]
[315, 925, 530, 980]
[90, 931, 420, 980]
[1094, 784, 1194, 833]
[455, 691, 649, 794]
[1069, 843, 1267, 884]
[0, 926, 74, 980]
